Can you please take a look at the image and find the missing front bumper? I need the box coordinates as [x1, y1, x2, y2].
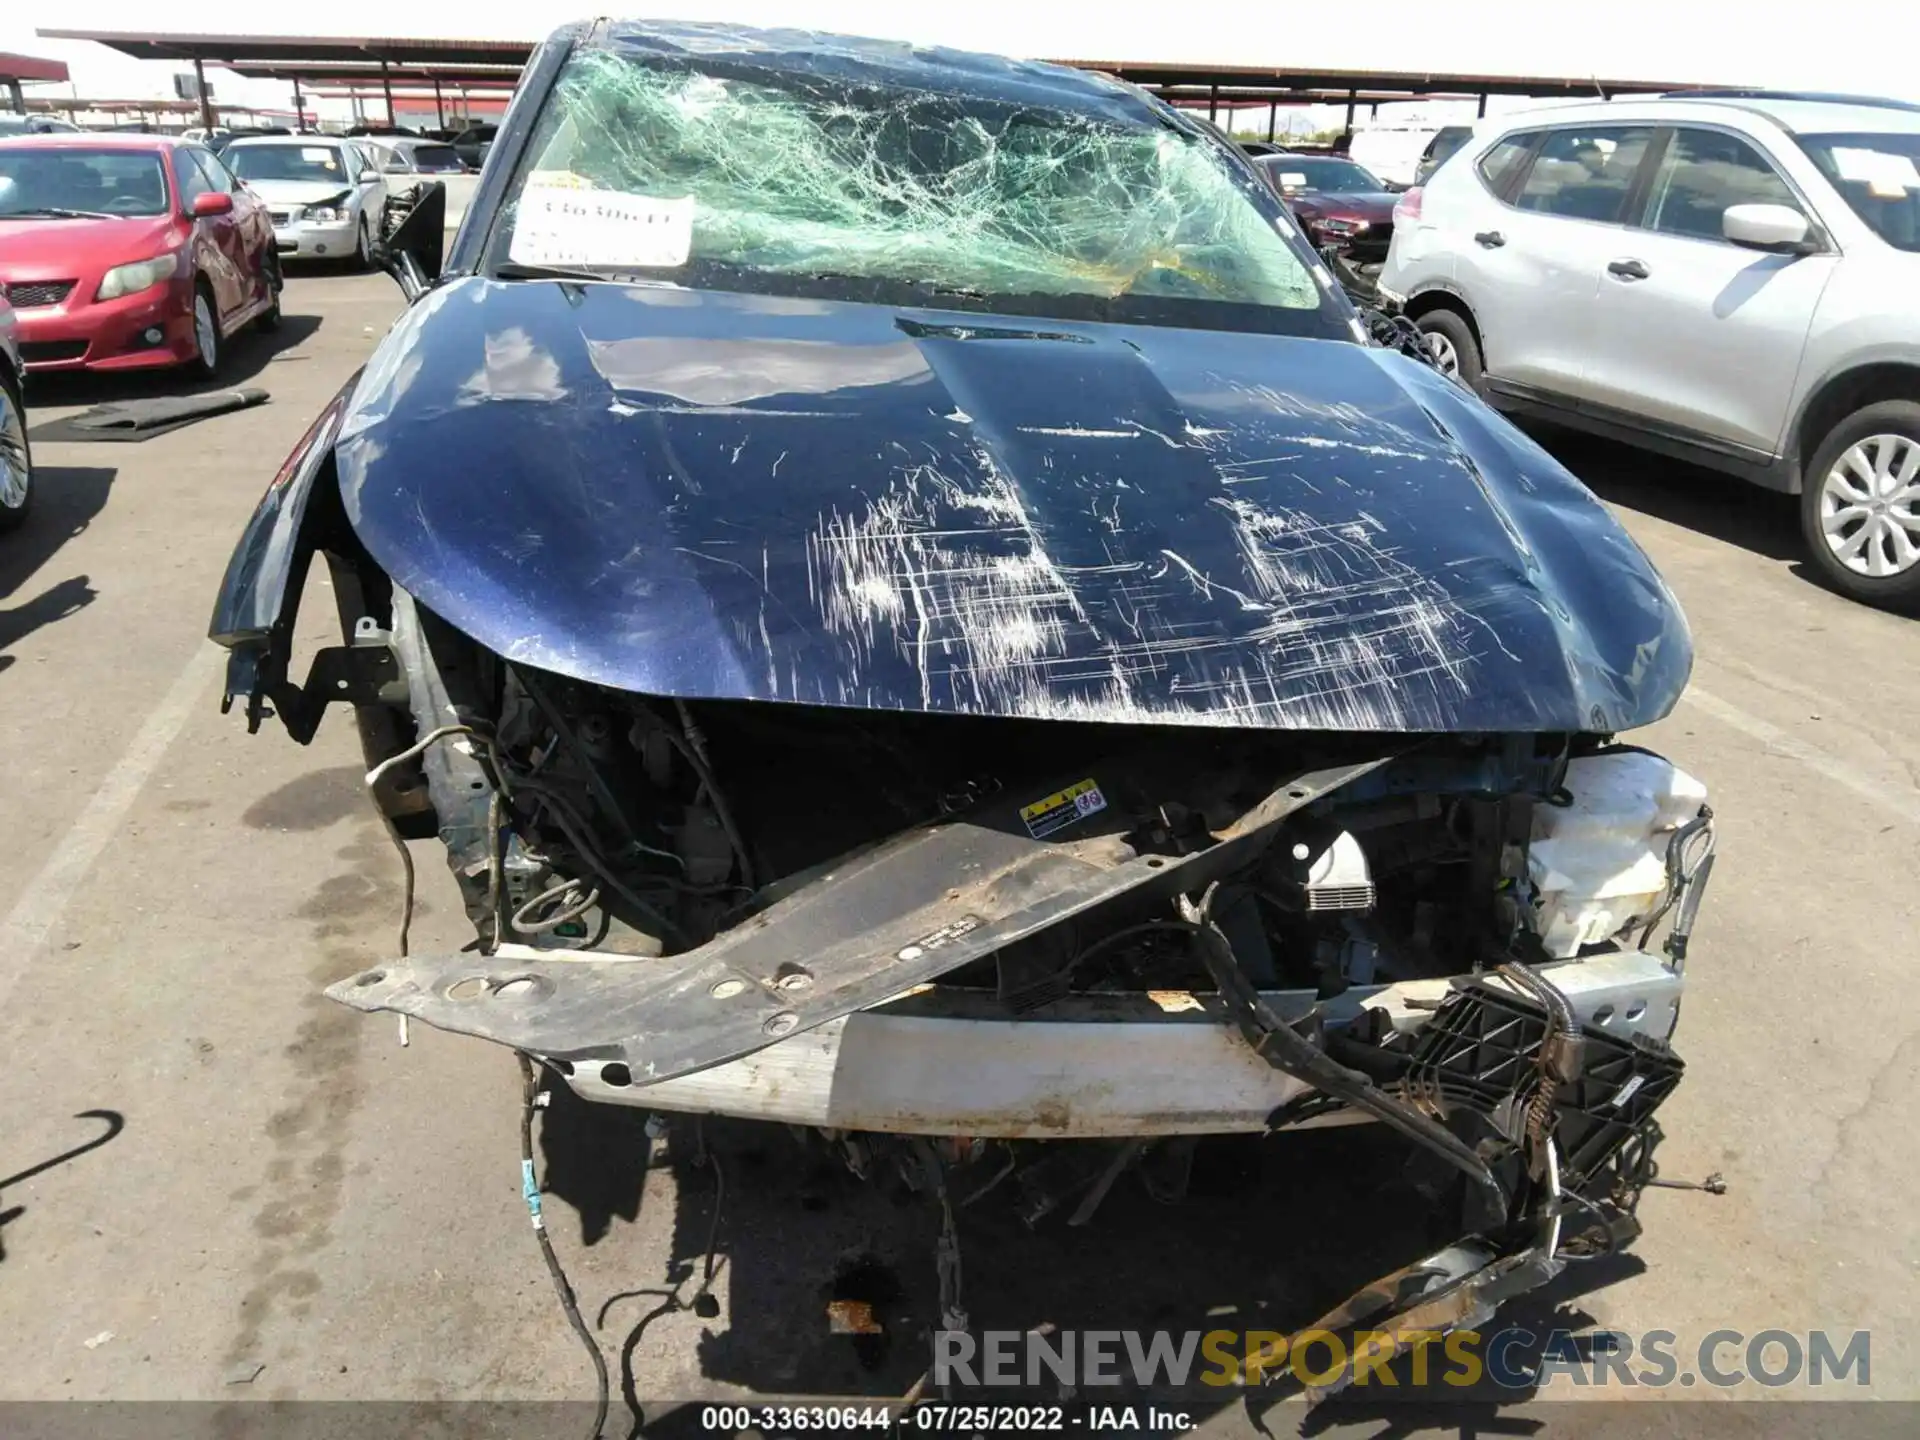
[330, 946, 1679, 1138]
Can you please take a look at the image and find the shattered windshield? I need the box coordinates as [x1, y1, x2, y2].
[490, 47, 1334, 331]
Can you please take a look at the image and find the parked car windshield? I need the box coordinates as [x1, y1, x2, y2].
[404, 143, 464, 172]
[490, 48, 1336, 334]
[226, 143, 354, 184]
[0, 146, 169, 217]
[1797, 131, 1920, 251]
[1260, 157, 1385, 192]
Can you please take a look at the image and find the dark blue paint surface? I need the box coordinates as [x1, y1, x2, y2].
[332, 276, 1691, 733]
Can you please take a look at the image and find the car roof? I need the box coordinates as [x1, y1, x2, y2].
[0, 132, 180, 152]
[225, 134, 348, 148]
[1486, 94, 1920, 139]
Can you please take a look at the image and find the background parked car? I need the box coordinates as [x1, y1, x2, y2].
[363, 136, 467, 177]
[0, 134, 280, 378]
[206, 127, 290, 157]
[0, 115, 80, 137]
[1412, 124, 1476, 185]
[1254, 153, 1402, 265]
[449, 123, 497, 172]
[1383, 93, 1920, 608]
[0, 286, 30, 531]
[224, 135, 389, 267]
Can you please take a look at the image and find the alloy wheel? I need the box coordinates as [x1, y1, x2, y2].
[1426, 331, 1460, 377]
[0, 386, 29, 510]
[1818, 433, 1920, 578]
[194, 292, 218, 369]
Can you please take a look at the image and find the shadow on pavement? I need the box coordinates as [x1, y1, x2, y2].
[539, 1114, 1658, 1439]
[0, 464, 115, 674]
[0, 1110, 126, 1264]
[1525, 423, 1806, 569]
[539, 1076, 661, 1249]
[23, 312, 324, 407]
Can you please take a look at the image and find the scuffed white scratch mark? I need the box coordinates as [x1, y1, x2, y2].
[1277, 434, 1427, 460]
[1126, 422, 1184, 449]
[794, 445, 1491, 730]
[730, 441, 746, 465]
[771, 450, 787, 478]
[1019, 425, 1137, 439]
[945, 408, 973, 423]
[758, 603, 777, 697]
[608, 400, 639, 417]
[1160, 549, 1268, 613]
[614, 404, 840, 418]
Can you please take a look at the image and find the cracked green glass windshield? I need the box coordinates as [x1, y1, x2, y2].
[496, 49, 1322, 319]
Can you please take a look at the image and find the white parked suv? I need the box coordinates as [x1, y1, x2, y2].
[1381, 92, 1920, 609]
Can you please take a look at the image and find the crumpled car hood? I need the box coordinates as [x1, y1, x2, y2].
[334, 276, 1690, 732]
[238, 178, 355, 206]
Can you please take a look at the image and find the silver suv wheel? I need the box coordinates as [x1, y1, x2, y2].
[1818, 433, 1920, 578]
[1426, 332, 1460, 377]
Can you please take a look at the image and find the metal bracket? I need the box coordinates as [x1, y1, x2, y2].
[222, 618, 404, 745]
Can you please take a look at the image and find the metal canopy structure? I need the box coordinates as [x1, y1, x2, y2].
[1048, 58, 1723, 140]
[38, 29, 1725, 136]
[2, 50, 72, 113]
[37, 30, 534, 130]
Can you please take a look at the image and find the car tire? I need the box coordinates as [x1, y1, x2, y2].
[1415, 308, 1484, 393]
[0, 370, 32, 533]
[1800, 399, 1920, 611]
[257, 251, 283, 332]
[187, 280, 222, 381]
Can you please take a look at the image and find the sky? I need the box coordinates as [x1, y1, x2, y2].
[5, 2, 1913, 118]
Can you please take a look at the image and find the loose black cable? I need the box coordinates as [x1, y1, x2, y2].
[518, 1053, 611, 1440]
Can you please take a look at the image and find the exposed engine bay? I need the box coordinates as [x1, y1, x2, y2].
[276, 587, 1718, 1390]
[338, 595, 1711, 1049]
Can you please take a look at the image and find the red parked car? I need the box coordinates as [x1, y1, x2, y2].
[1253, 153, 1402, 265]
[0, 134, 281, 377]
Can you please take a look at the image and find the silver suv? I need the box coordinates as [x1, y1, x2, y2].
[1381, 92, 1920, 609]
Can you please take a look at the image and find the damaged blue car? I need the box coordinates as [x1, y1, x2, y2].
[210, 19, 1715, 1390]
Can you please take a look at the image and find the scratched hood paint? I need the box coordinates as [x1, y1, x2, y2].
[334, 276, 1691, 733]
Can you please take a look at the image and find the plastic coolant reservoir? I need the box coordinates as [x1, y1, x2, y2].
[1527, 751, 1710, 959]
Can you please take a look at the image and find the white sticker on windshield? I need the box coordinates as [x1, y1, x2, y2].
[1280, 171, 1308, 188]
[1831, 147, 1920, 197]
[301, 147, 336, 163]
[510, 185, 694, 269]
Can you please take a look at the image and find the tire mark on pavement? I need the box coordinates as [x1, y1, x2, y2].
[224, 823, 395, 1385]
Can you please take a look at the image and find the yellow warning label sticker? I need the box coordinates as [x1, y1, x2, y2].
[1019, 778, 1108, 839]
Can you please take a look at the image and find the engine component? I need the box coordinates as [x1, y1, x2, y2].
[677, 801, 736, 887]
[1527, 752, 1711, 958]
[1401, 978, 1685, 1184]
[1280, 829, 1376, 912]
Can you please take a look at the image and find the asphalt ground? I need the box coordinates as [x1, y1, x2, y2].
[2, 269, 1916, 1435]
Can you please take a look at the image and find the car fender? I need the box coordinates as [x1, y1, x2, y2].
[206, 377, 358, 730]
[1404, 280, 1484, 343]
